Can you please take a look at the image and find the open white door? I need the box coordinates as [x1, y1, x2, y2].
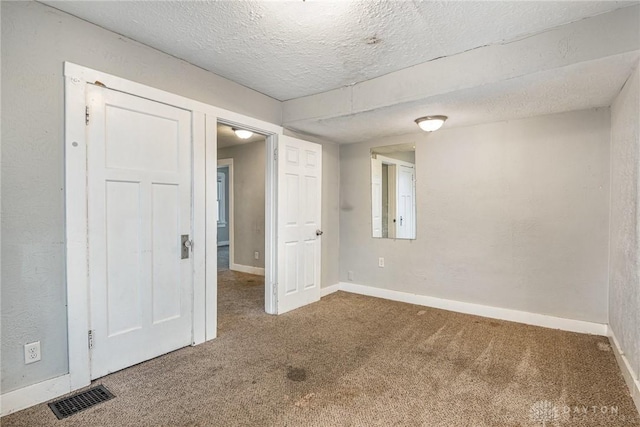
[87, 85, 193, 379]
[276, 135, 322, 314]
[371, 157, 382, 238]
[396, 165, 415, 239]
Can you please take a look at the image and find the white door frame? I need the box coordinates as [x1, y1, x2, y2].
[64, 62, 281, 393]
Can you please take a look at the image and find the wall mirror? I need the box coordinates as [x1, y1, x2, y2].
[371, 143, 416, 239]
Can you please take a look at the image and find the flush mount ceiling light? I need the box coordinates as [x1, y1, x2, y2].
[232, 128, 253, 139]
[415, 115, 448, 132]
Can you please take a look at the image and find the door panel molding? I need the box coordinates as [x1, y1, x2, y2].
[276, 135, 322, 314]
[86, 86, 193, 379]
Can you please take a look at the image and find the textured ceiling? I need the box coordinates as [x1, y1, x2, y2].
[44, 1, 634, 101]
[288, 52, 640, 143]
[43, 1, 639, 144]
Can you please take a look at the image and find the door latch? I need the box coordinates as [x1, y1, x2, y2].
[181, 235, 192, 259]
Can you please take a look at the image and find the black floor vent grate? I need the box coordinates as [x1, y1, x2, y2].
[48, 385, 115, 420]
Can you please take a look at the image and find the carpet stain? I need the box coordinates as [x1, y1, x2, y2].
[597, 342, 612, 352]
[287, 367, 307, 382]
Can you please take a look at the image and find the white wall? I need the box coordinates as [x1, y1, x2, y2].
[1, 1, 281, 394]
[218, 141, 266, 269]
[340, 108, 611, 323]
[609, 63, 640, 395]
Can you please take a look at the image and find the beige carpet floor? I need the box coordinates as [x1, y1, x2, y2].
[4, 271, 639, 426]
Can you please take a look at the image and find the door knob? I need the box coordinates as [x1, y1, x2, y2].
[316, 229, 323, 236]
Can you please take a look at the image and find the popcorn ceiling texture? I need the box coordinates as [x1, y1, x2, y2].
[281, 6, 640, 144]
[609, 63, 640, 396]
[286, 52, 639, 144]
[43, 1, 633, 101]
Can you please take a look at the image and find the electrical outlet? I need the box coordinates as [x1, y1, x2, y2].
[378, 257, 385, 268]
[254, 251, 259, 260]
[24, 341, 41, 364]
[348, 271, 354, 281]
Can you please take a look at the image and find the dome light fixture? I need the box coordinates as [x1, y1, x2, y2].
[233, 128, 253, 139]
[415, 115, 448, 132]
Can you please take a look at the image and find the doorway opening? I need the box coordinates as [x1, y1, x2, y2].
[216, 159, 232, 271]
[216, 123, 267, 334]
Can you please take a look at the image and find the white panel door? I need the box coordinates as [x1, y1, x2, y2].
[371, 157, 382, 238]
[397, 165, 415, 239]
[87, 85, 193, 379]
[277, 135, 322, 314]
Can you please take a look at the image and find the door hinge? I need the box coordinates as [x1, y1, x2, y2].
[274, 148, 278, 161]
[88, 330, 94, 350]
[85, 106, 90, 125]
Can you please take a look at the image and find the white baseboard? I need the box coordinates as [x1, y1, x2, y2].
[608, 327, 640, 414]
[338, 282, 608, 336]
[1, 374, 71, 417]
[230, 263, 265, 276]
[320, 283, 340, 297]
[217, 241, 229, 247]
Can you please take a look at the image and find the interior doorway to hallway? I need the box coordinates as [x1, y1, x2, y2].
[216, 160, 232, 272]
[216, 123, 267, 333]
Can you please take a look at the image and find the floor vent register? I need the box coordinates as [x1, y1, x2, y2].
[48, 385, 115, 420]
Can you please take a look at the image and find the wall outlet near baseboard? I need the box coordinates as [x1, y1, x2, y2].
[254, 251, 259, 260]
[24, 341, 41, 364]
[378, 257, 385, 268]
[348, 271, 354, 281]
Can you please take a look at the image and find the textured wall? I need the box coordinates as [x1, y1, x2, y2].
[609, 64, 640, 383]
[218, 141, 266, 269]
[1, 1, 281, 394]
[320, 142, 341, 289]
[340, 109, 611, 323]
